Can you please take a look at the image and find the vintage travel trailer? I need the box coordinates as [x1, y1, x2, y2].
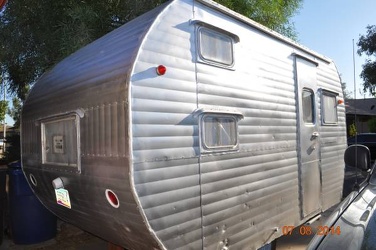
[21, 0, 347, 249]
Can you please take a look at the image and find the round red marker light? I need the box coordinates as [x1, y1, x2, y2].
[156, 65, 167, 75]
[0, 0, 7, 10]
[105, 189, 120, 208]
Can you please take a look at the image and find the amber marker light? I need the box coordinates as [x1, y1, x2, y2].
[156, 65, 167, 75]
[337, 99, 344, 105]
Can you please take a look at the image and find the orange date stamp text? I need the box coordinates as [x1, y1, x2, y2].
[282, 225, 341, 236]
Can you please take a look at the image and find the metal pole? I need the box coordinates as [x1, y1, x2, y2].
[352, 38, 360, 190]
[353, 39, 357, 135]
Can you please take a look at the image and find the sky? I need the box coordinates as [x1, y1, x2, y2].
[291, 0, 376, 99]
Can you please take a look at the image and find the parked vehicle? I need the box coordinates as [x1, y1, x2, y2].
[21, 0, 347, 249]
[347, 133, 376, 160]
[308, 145, 376, 250]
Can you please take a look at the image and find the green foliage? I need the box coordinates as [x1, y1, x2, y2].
[2, 133, 20, 163]
[349, 122, 357, 137]
[1, 0, 301, 100]
[340, 74, 352, 99]
[0, 100, 7, 122]
[7, 97, 22, 128]
[368, 118, 376, 133]
[0, 0, 168, 100]
[215, 0, 302, 39]
[358, 25, 376, 96]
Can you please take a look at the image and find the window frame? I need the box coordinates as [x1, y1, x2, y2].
[321, 90, 339, 125]
[200, 113, 241, 153]
[41, 113, 81, 172]
[197, 26, 235, 68]
[302, 88, 315, 124]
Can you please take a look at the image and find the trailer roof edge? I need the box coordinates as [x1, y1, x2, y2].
[195, 0, 332, 64]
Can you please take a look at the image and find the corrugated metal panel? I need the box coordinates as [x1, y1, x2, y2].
[21, 3, 170, 250]
[22, 120, 40, 156]
[130, 1, 201, 249]
[194, 2, 301, 248]
[128, 1, 346, 248]
[21, 0, 348, 249]
[316, 64, 347, 210]
[81, 102, 127, 157]
[22, 2, 167, 120]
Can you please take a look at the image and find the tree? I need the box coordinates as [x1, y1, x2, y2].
[215, 0, 302, 39]
[0, 100, 7, 122]
[0, 0, 167, 100]
[7, 97, 22, 128]
[348, 122, 357, 137]
[368, 117, 376, 133]
[357, 25, 376, 96]
[339, 74, 352, 99]
[341, 81, 352, 100]
[1, 0, 302, 100]
[0, 74, 8, 122]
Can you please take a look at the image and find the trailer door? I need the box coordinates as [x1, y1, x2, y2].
[295, 57, 321, 218]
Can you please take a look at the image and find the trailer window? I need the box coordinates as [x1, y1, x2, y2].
[322, 92, 338, 124]
[201, 115, 238, 151]
[41, 115, 80, 170]
[302, 88, 315, 124]
[198, 27, 234, 67]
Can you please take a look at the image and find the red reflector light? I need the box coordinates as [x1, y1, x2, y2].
[156, 65, 167, 75]
[105, 189, 120, 208]
[338, 99, 344, 105]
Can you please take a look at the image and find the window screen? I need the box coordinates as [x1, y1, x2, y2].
[199, 28, 234, 66]
[202, 115, 238, 150]
[41, 115, 80, 169]
[302, 89, 314, 124]
[322, 92, 338, 124]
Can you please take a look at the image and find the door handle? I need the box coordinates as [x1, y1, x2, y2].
[311, 132, 319, 139]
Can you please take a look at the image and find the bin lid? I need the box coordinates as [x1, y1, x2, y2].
[8, 160, 21, 169]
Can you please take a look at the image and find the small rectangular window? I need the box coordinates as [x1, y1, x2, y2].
[41, 115, 80, 170]
[201, 114, 238, 151]
[198, 27, 234, 67]
[322, 92, 338, 124]
[302, 88, 314, 124]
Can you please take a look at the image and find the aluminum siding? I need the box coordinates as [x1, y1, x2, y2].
[194, 3, 298, 249]
[130, 1, 201, 249]
[317, 65, 347, 210]
[21, 4, 170, 249]
[129, 0, 346, 249]
[193, 2, 345, 249]
[21, 0, 347, 249]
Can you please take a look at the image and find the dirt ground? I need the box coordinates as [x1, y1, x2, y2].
[1, 211, 333, 250]
[1, 220, 108, 250]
